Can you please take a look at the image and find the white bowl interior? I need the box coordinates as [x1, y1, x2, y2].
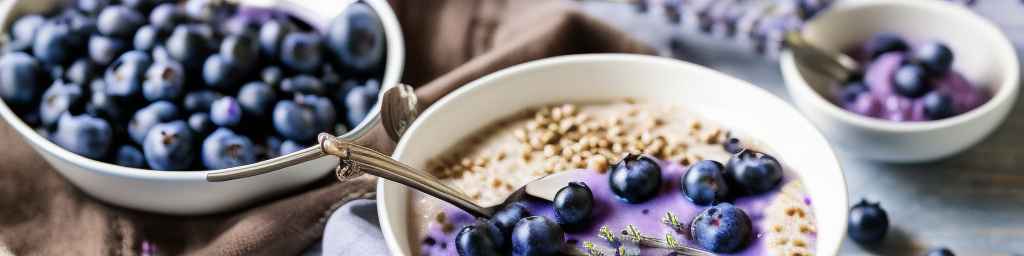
[379, 54, 848, 255]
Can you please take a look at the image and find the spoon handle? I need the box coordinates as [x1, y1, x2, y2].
[317, 133, 492, 218]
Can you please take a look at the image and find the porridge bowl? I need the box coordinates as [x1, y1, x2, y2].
[378, 54, 847, 255]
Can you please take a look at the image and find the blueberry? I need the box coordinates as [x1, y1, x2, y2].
[608, 154, 663, 203]
[52, 113, 113, 160]
[690, 203, 752, 253]
[258, 19, 293, 58]
[553, 182, 594, 227]
[0, 52, 44, 106]
[210, 96, 243, 127]
[114, 145, 146, 168]
[342, 84, 378, 127]
[88, 35, 128, 66]
[455, 221, 502, 256]
[278, 140, 307, 155]
[923, 91, 955, 120]
[142, 60, 185, 102]
[86, 86, 125, 122]
[281, 75, 325, 95]
[32, 21, 73, 65]
[184, 0, 228, 23]
[926, 247, 955, 256]
[511, 216, 564, 256]
[725, 149, 783, 195]
[11, 15, 45, 43]
[220, 34, 260, 72]
[491, 203, 530, 241]
[129, 101, 179, 144]
[201, 128, 257, 169]
[133, 25, 161, 51]
[264, 136, 283, 158]
[149, 3, 184, 32]
[682, 160, 730, 206]
[121, 0, 161, 12]
[183, 90, 221, 113]
[272, 100, 318, 142]
[865, 33, 909, 59]
[166, 25, 212, 67]
[261, 66, 283, 87]
[280, 32, 323, 73]
[326, 2, 385, 73]
[39, 81, 85, 127]
[188, 112, 215, 135]
[105, 50, 152, 100]
[97, 5, 144, 38]
[60, 10, 96, 46]
[848, 199, 889, 244]
[76, 0, 110, 14]
[65, 58, 97, 85]
[913, 42, 954, 75]
[203, 54, 241, 89]
[238, 81, 276, 117]
[143, 120, 194, 170]
[892, 63, 931, 98]
[2, 39, 33, 54]
[840, 80, 869, 105]
[722, 137, 743, 154]
[296, 94, 337, 132]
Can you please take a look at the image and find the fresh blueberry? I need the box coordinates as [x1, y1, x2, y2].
[0, 52, 44, 106]
[65, 59, 96, 85]
[864, 33, 909, 59]
[455, 220, 502, 256]
[149, 3, 184, 32]
[184, 0, 229, 23]
[237, 81, 275, 117]
[511, 216, 564, 256]
[342, 85, 376, 127]
[923, 91, 955, 120]
[220, 34, 260, 72]
[892, 63, 931, 98]
[334, 123, 349, 135]
[114, 145, 146, 168]
[840, 80, 869, 105]
[121, 0, 162, 12]
[261, 66, 283, 87]
[553, 182, 594, 227]
[296, 94, 336, 132]
[690, 203, 752, 253]
[183, 90, 221, 113]
[848, 199, 889, 244]
[682, 160, 730, 206]
[926, 247, 955, 256]
[278, 140, 306, 156]
[88, 35, 128, 66]
[142, 60, 185, 101]
[272, 100, 318, 142]
[2, 39, 33, 54]
[264, 136, 283, 158]
[39, 81, 85, 127]
[86, 86, 125, 122]
[281, 75, 325, 95]
[608, 154, 663, 203]
[32, 21, 73, 65]
[491, 203, 530, 242]
[201, 128, 257, 169]
[913, 42, 954, 75]
[203, 54, 241, 89]
[326, 2, 385, 73]
[97, 5, 144, 38]
[258, 19, 293, 58]
[133, 25, 161, 51]
[188, 112, 215, 135]
[11, 15, 45, 43]
[166, 25, 212, 67]
[210, 96, 242, 127]
[725, 149, 783, 195]
[280, 32, 323, 73]
[129, 101, 179, 144]
[723, 137, 743, 154]
[105, 50, 152, 100]
[62, 10, 96, 45]
[142, 120, 194, 170]
[52, 113, 113, 160]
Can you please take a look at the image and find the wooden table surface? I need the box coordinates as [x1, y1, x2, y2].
[582, 1, 1024, 255]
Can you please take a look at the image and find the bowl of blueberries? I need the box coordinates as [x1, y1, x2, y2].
[0, 0, 405, 214]
[780, 0, 1019, 163]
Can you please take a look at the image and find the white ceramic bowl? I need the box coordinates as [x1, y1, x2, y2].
[0, 0, 405, 215]
[378, 54, 848, 255]
[780, 0, 1019, 163]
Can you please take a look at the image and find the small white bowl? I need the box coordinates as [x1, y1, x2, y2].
[0, 0, 405, 215]
[780, 0, 1019, 163]
[377, 54, 848, 255]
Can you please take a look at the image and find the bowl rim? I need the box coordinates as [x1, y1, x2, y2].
[781, 0, 1020, 133]
[0, 0, 405, 180]
[378, 53, 848, 256]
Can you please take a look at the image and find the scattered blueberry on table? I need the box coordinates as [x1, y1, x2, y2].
[0, 0, 388, 170]
[847, 199, 890, 245]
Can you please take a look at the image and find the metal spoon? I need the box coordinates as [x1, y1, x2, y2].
[783, 31, 861, 82]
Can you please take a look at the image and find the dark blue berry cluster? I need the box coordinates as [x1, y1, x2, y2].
[0, 0, 387, 171]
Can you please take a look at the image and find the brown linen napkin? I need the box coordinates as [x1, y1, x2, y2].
[0, 0, 654, 255]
